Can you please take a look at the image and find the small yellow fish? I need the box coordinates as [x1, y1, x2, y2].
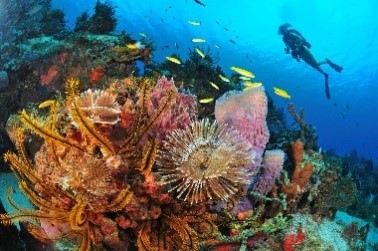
[126, 41, 144, 50]
[192, 38, 206, 43]
[139, 32, 147, 37]
[219, 74, 230, 82]
[209, 81, 220, 90]
[126, 44, 139, 50]
[215, 44, 221, 49]
[166, 56, 181, 64]
[195, 48, 205, 58]
[243, 81, 262, 87]
[239, 76, 251, 81]
[199, 97, 214, 103]
[243, 86, 254, 92]
[230, 66, 255, 78]
[273, 87, 289, 95]
[273, 87, 291, 99]
[243, 82, 262, 91]
[188, 20, 201, 26]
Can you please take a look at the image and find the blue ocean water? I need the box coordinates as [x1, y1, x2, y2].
[53, 0, 378, 165]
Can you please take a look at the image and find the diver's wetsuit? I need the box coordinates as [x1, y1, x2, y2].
[282, 29, 311, 61]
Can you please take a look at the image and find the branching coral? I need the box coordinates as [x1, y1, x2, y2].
[156, 118, 254, 204]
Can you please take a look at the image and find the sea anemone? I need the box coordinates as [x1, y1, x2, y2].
[156, 118, 254, 204]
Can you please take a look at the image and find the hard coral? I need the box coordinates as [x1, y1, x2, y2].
[157, 118, 254, 204]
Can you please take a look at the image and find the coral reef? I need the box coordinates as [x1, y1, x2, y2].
[0, 73, 293, 250]
[0, 32, 154, 172]
[266, 95, 291, 150]
[0, 16, 375, 250]
[285, 213, 349, 250]
[0, 71, 9, 90]
[339, 150, 378, 226]
[0, 77, 177, 250]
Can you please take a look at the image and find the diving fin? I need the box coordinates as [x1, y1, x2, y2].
[324, 73, 331, 99]
[326, 58, 343, 73]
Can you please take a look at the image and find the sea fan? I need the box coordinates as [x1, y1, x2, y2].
[156, 118, 254, 204]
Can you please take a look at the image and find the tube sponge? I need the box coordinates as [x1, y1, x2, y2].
[252, 150, 285, 195]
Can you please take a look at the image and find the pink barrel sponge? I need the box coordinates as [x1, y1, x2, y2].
[252, 150, 285, 195]
[214, 86, 270, 165]
[147, 76, 197, 140]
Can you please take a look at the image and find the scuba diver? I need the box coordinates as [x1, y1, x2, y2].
[278, 23, 343, 99]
